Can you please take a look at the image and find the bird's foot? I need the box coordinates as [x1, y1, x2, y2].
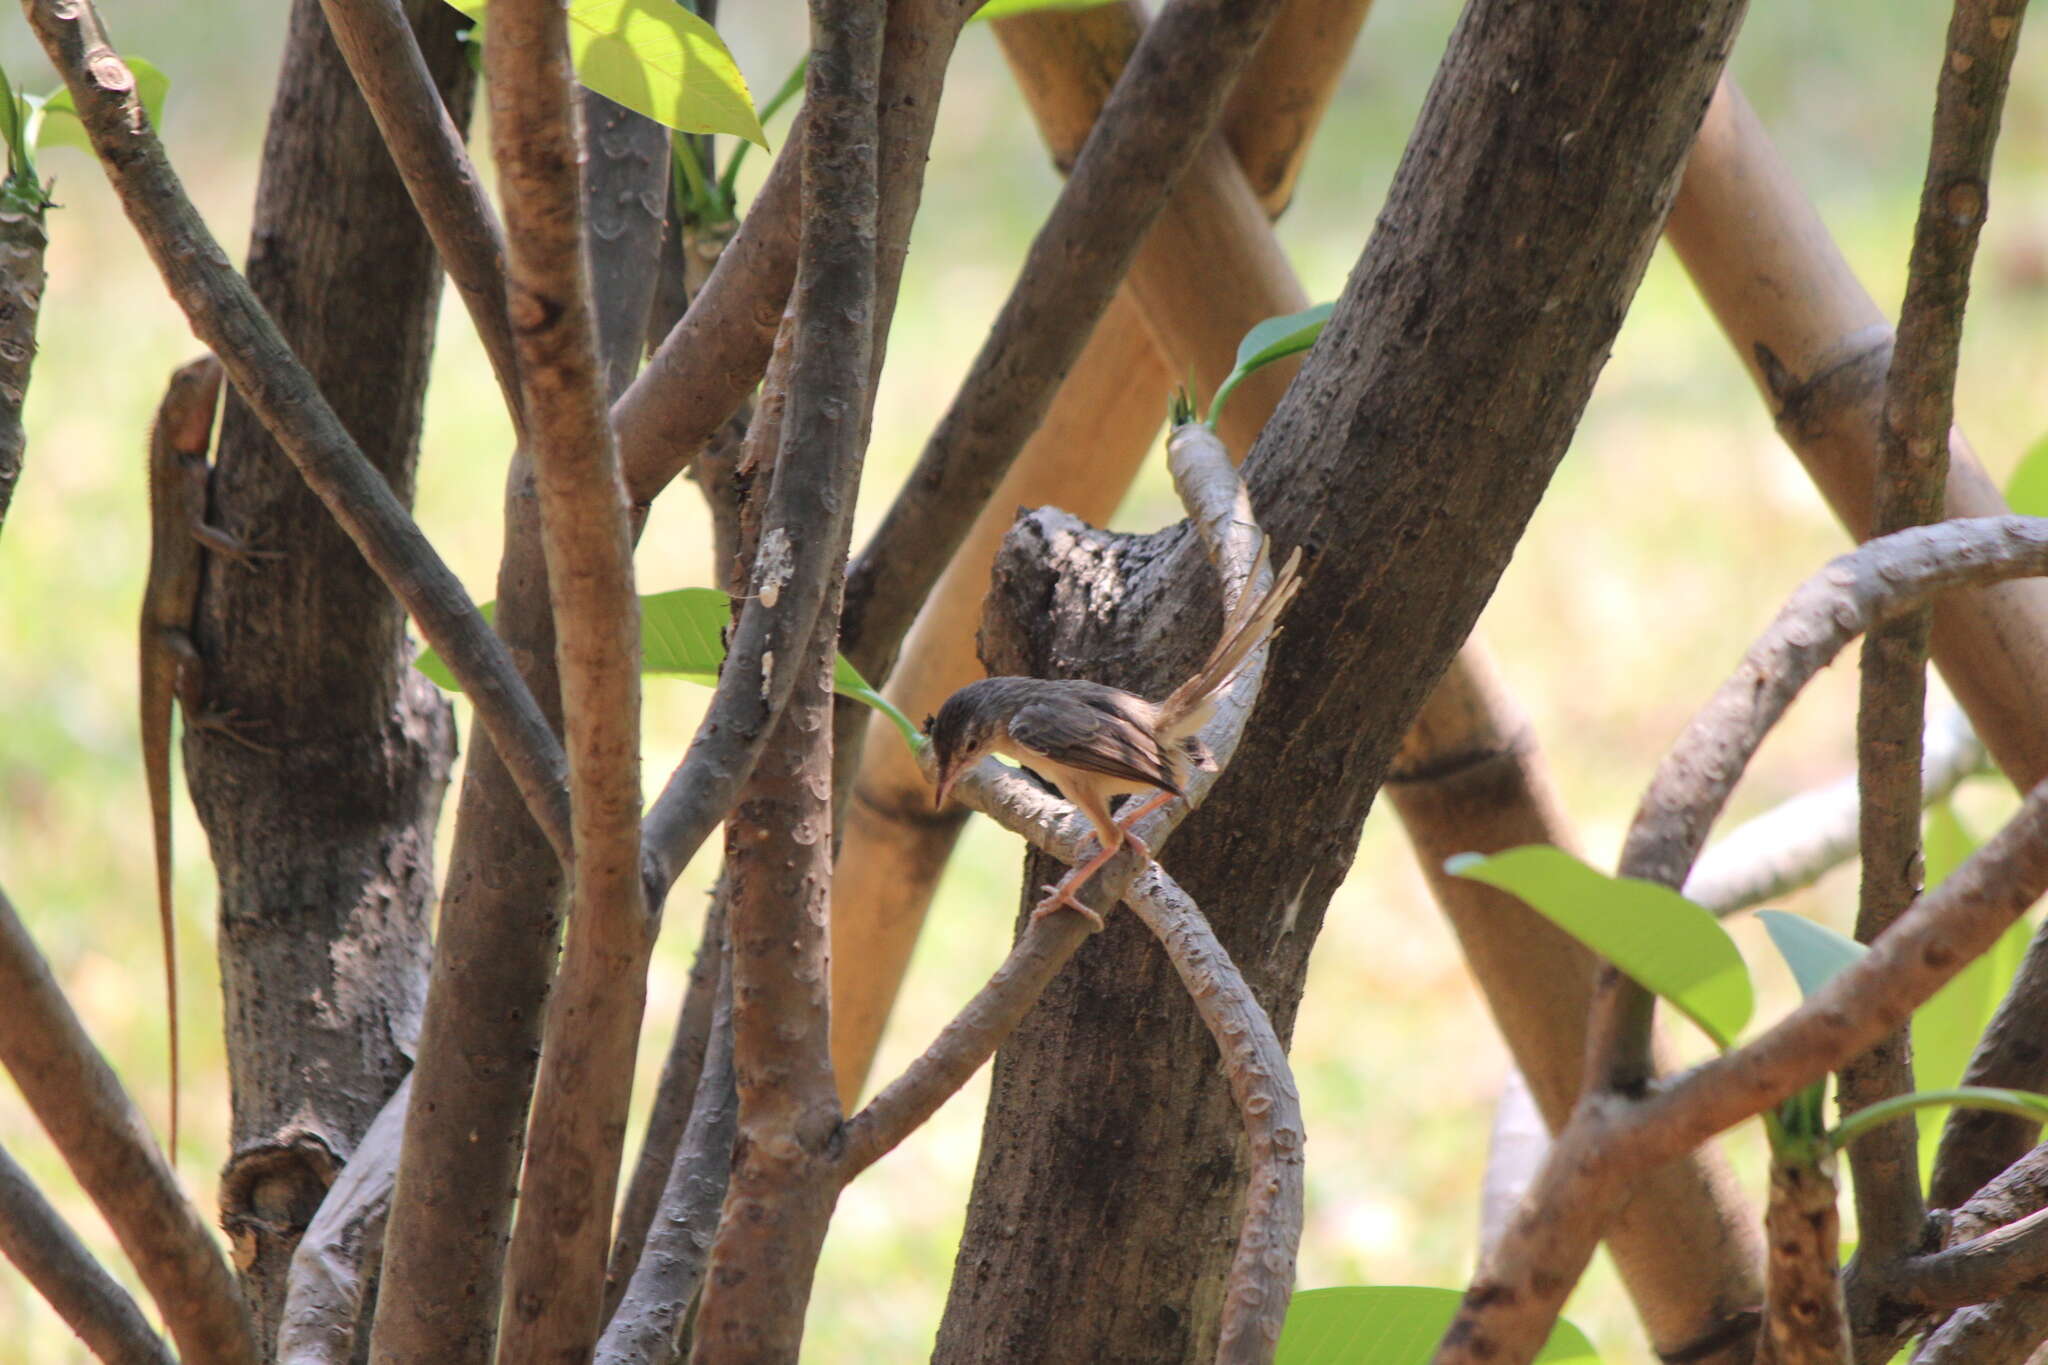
[1031, 879, 1105, 931]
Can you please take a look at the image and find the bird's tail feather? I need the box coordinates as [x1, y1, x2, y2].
[1157, 542, 1302, 739]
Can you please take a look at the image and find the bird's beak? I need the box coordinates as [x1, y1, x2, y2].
[934, 763, 958, 811]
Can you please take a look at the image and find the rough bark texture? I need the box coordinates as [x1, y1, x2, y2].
[933, 0, 1746, 1357]
[201, 0, 465, 1342]
[0, 187, 46, 534]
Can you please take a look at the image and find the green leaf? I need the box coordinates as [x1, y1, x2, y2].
[1450, 845, 1753, 1048]
[445, 0, 765, 146]
[2005, 430, 2048, 518]
[1830, 1086, 2048, 1155]
[1756, 910, 1867, 999]
[0, 67, 28, 180]
[1275, 1287, 1598, 1365]
[973, 0, 1125, 21]
[37, 56, 170, 153]
[415, 588, 923, 752]
[1207, 302, 1334, 429]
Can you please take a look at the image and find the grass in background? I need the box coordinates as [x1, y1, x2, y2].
[2, 0, 2045, 1358]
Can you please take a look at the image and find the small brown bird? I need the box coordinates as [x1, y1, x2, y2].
[928, 547, 1301, 927]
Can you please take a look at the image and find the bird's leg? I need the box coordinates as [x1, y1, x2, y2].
[1107, 789, 1177, 858]
[1030, 790, 1179, 929]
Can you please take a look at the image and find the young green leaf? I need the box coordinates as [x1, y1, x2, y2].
[1275, 1287, 1597, 1365]
[973, 0, 1125, 21]
[1449, 845, 1753, 1048]
[415, 588, 923, 752]
[1829, 1086, 2048, 1155]
[36, 56, 170, 153]
[2005, 430, 2048, 518]
[1756, 910, 1866, 999]
[1207, 301, 1334, 429]
[444, 0, 765, 147]
[0, 67, 28, 182]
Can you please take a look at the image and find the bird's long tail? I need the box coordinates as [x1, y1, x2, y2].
[1156, 542, 1303, 740]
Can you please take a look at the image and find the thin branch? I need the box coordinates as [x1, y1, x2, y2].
[316, 0, 523, 422]
[0, 885, 257, 1365]
[1886, 1204, 2048, 1312]
[0, 169, 47, 536]
[607, 888, 729, 1317]
[1124, 871, 1304, 1364]
[614, 115, 801, 509]
[578, 87, 669, 403]
[277, 1077, 410, 1365]
[21, 0, 572, 862]
[1847, 0, 2028, 1275]
[686, 0, 883, 1347]
[839, 0, 1290, 679]
[0, 1140, 174, 1365]
[1586, 516, 2048, 1094]
[597, 958, 737, 1365]
[1914, 1293, 2048, 1365]
[1682, 705, 1985, 918]
[487, 0, 648, 1356]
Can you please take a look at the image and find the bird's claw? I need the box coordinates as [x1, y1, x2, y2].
[1031, 883, 1105, 931]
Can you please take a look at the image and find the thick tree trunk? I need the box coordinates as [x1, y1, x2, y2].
[933, 0, 1748, 1359]
[199, 0, 468, 1344]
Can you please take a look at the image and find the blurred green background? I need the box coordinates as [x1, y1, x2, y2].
[1, 0, 2044, 1360]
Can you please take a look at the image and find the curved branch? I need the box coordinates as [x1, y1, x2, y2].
[1587, 516, 2048, 1091]
[22, 0, 572, 862]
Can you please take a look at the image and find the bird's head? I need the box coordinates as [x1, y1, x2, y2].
[926, 683, 1005, 810]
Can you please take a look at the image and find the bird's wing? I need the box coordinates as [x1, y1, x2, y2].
[1007, 691, 1182, 794]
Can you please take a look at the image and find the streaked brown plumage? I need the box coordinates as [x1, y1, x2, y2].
[927, 547, 1301, 927]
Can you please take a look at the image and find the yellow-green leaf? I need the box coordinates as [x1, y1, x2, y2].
[415, 587, 922, 752]
[1276, 1287, 1597, 1365]
[37, 56, 170, 152]
[447, 0, 765, 146]
[1450, 845, 1754, 1049]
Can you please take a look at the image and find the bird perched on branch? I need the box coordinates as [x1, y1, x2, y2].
[927, 546, 1302, 928]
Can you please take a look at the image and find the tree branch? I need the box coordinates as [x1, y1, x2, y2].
[0, 1140, 175, 1365]
[0, 885, 257, 1365]
[606, 887, 730, 1317]
[1846, 0, 2028, 1279]
[484, 0, 649, 1356]
[21, 0, 572, 862]
[596, 958, 737, 1365]
[1123, 873, 1303, 1364]
[684, 0, 883, 1351]
[317, 0, 523, 422]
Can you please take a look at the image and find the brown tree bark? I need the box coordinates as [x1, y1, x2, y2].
[200, 0, 465, 1343]
[933, 0, 1747, 1358]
